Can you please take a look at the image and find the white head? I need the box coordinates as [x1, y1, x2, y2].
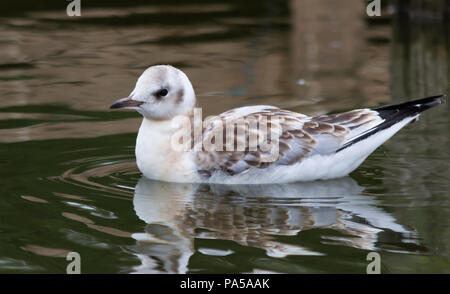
[110, 65, 196, 119]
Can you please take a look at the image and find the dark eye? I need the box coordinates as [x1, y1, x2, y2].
[156, 88, 168, 97]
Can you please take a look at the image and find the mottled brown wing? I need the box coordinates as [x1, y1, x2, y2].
[312, 109, 382, 145]
[194, 106, 380, 178]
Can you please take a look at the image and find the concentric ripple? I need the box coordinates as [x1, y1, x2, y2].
[48, 147, 140, 201]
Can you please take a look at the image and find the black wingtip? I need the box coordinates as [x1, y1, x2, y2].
[375, 94, 446, 119]
[337, 95, 445, 152]
[416, 94, 446, 111]
[415, 94, 445, 108]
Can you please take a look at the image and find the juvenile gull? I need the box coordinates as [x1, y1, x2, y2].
[110, 65, 445, 184]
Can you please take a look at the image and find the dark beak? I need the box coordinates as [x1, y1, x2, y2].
[110, 97, 143, 109]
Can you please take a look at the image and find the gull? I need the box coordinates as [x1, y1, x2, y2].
[110, 65, 445, 184]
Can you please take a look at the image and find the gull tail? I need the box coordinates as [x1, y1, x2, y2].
[337, 95, 445, 152]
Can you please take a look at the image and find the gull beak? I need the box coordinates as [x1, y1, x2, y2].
[110, 97, 143, 109]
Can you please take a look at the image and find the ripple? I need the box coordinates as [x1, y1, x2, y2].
[49, 152, 139, 201]
[0, 258, 43, 272]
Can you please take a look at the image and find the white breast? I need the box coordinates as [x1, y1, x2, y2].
[135, 118, 199, 183]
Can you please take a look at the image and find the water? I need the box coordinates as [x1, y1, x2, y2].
[0, 0, 449, 273]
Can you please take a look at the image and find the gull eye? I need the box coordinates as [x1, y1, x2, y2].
[156, 88, 168, 97]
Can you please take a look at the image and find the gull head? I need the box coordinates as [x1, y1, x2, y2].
[110, 65, 196, 119]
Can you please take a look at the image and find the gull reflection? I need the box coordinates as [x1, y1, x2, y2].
[124, 177, 417, 273]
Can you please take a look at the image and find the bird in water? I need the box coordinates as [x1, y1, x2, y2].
[110, 65, 445, 184]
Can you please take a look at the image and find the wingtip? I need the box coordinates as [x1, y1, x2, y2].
[427, 94, 446, 107]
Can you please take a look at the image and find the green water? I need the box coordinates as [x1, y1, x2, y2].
[0, 0, 449, 273]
